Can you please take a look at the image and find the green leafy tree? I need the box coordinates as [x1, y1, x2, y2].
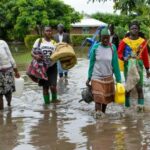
[0, 0, 19, 40]
[0, 0, 81, 40]
[90, 0, 150, 39]
[89, 0, 150, 14]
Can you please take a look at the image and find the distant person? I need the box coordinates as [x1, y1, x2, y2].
[53, 24, 71, 79]
[118, 21, 150, 111]
[0, 40, 20, 110]
[109, 24, 119, 49]
[32, 26, 60, 104]
[86, 27, 121, 119]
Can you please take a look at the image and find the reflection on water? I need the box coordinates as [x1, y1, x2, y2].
[1, 46, 150, 150]
[0, 110, 17, 150]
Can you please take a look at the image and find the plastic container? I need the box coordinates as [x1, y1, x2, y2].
[13, 77, 24, 97]
[115, 83, 125, 104]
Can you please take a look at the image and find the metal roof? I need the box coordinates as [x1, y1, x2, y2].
[71, 18, 107, 27]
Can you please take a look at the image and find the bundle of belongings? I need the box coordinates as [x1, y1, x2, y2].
[50, 42, 77, 70]
[26, 49, 48, 83]
[125, 58, 140, 92]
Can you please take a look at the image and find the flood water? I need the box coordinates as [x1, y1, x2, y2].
[1, 48, 150, 150]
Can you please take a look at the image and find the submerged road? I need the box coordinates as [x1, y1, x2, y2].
[1, 58, 150, 150]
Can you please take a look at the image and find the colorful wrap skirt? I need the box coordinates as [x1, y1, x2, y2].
[0, 68, 15, 95]
[91, 76, 115, 104]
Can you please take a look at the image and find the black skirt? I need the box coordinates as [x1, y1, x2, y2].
[38, 63, 58, 87]
[0, 68, 15, 95]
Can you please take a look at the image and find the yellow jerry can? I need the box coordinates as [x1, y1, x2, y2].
[115, 83, 125, 104]
[118, 59, 124, 72]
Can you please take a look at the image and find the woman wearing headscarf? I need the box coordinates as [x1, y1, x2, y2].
[118, 21, 150, 111]
[86, 27, 121, 118]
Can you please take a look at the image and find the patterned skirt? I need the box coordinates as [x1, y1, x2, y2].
[0, 68, 15, 95]
[91, 76, 115, 104]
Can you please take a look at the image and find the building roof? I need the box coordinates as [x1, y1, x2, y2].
[71, 18, 107, 27]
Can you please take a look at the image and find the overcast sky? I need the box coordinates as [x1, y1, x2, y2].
[62, 0, 116, 14]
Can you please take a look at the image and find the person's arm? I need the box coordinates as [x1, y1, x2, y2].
[86, 44, 98, 86]
[4, 41, 20, 78]
[118, 40, 126, 60]
[141, 41, 149, 69]
[87, 44, 99, 80]
[141, 40, 150, 77]
[31, 38, 42, 60]
[4, 41, 16, 68]
[112, 44, 121, 83]
[13, 68, 20, 78]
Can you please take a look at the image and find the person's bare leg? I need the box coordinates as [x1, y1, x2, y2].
[102, 104, 107, 113]
[95, 102, 102, 112]
[0, 95, 4, 110]
[5, 91, 12, 106]
[94, 102, 105, 119]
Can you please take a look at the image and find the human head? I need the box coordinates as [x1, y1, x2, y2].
[109, 24, 115, 35]
[43, 26, 52, 39]
[100, 27, 110, 46]
[57, 23, 64, 34]
[128, 21, 140, 37]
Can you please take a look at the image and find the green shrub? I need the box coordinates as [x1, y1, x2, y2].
[115, 26, 128, 40]
[71, 34, 93, 46]
[24, 34, 41, 50]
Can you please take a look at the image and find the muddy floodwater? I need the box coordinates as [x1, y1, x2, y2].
[1, 57, 150, 150]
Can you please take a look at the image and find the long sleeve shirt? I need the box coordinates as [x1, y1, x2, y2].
[118, 37, 149, 69]
[0, 40, 16, 70]
[88, 42, 121, 83]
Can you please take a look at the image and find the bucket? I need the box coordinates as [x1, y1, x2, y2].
[79, 86, 94, 104]
[13, 77, 24, 97]
[115, 83, 125, 104]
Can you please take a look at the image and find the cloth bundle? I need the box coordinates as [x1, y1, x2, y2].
[26, 50, 48, 82]
[125, 59, 140, 92]
[50, 42, 77, 70]
[26, 59, 48, 82]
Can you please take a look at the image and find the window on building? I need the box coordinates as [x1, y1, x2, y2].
[82, 27, 89, 34]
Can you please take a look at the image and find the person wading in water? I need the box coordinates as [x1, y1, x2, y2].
[86, 27, 121, 119]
